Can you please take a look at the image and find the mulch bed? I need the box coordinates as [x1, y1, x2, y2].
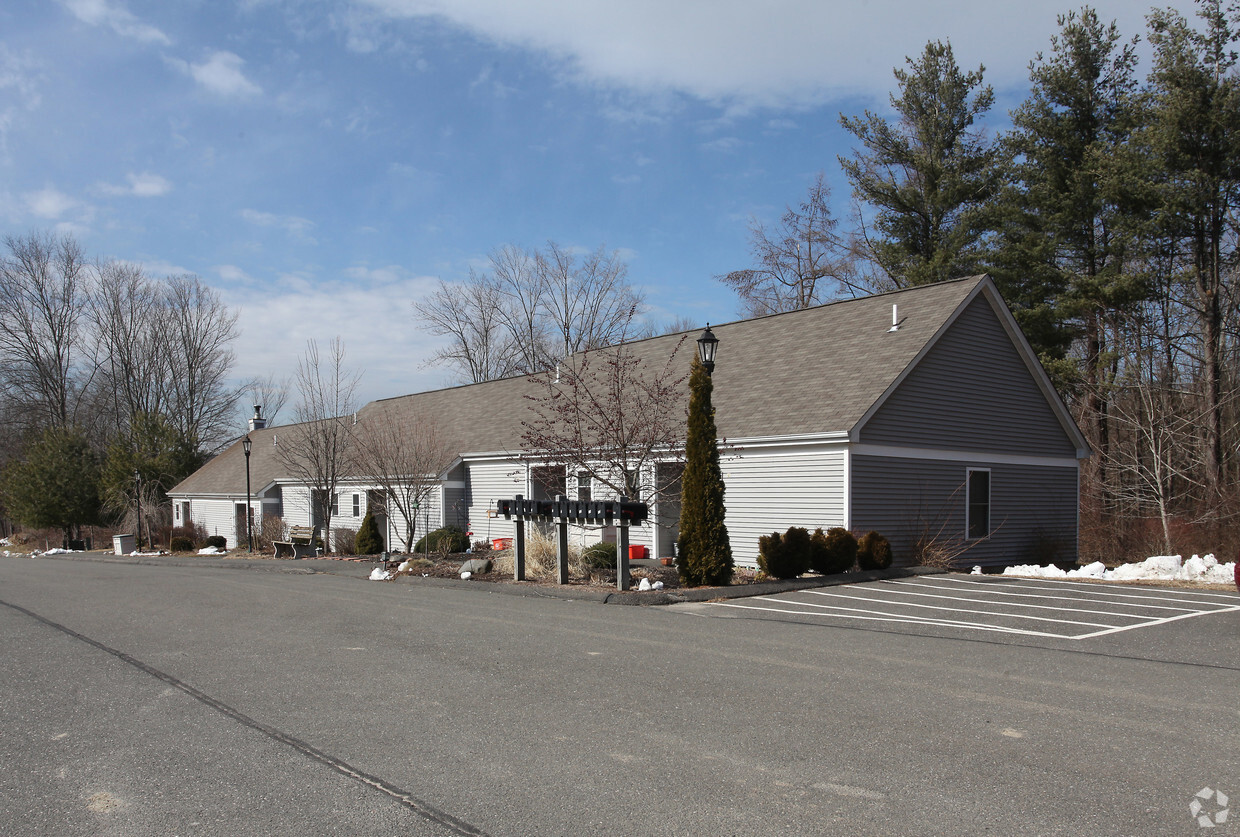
[375, 550, 767, 590]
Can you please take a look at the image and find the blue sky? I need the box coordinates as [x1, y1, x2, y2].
[0, 0, 1186, 409]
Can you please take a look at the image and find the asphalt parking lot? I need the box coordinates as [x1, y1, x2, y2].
[696, 574, 1240, 641]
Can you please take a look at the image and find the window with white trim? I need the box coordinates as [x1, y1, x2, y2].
[577, 472, 592, 502]
[966, 468, 990, 540]
[352, 493, 360, 517]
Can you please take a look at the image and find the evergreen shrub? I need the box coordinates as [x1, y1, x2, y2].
[757, 526, 810, 579]
[170, 536, 194, 552]
[205, 535, 227, 549]
[581, 541, 617, 570]
[354, 511, 384, 555]
[414, 526, 470, 554]
[857, 531, 893, 570]
[810, 527, 857, 575]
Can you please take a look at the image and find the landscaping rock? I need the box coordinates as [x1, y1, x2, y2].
[460, 558, 493, 574]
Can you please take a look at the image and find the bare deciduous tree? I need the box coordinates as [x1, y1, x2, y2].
[539, 242, 644, 360]
[416, 241, 645, 383]
[245, 373, 291, 427]
[521, 336, 690, 504]
[717, 173, 855, 317]
[276, 338, 362, 553]
[0, 231, 96, 430]
[161, 274, 240, 449]
[91, 261, 169, 434]
[417, 275, 521, 384]
[353, 406, 456, 552]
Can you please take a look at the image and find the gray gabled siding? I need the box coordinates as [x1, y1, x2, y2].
[850, 454, 1079, 568]
[859, 296, 1078, 457]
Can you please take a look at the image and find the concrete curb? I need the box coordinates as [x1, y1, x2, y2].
[12, 551, 946, 604]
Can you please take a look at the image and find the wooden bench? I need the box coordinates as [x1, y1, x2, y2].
[273, 525, 319, 559]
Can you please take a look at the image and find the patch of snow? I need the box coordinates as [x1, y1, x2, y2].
[197, 546, 227, 555]
[39, 548, 81, 555]
[0, 537, 10, 546]
[369, 568, 392, 581]
[638, 577, 652, 591]
[397, 560, 413, 572]
[1003, 553, 1236, 584]
[460, 570, 472, 579]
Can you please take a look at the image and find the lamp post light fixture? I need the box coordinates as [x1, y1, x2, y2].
[133, 468, 142, 551]
[242, 435, 253, 553]
[697, 324, 719, 376]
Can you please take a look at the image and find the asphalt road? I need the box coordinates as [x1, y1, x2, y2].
[1, 554, 1237, 836]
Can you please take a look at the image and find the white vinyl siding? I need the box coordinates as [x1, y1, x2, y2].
[720, 446, 847, 567]
[464, 459, 525, 541]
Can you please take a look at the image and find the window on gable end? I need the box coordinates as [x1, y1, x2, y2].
[966, 468, 990, 540]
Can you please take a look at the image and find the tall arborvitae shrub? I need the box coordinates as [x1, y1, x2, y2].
[354, 510, 384, 555]
[810, 527, 857, 575]
[676, 356, 733, 586]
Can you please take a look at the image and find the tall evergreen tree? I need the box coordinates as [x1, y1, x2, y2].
[992, 7, 1146, 480]
[839, 40, 1003, 287]
[1, 425, 101, 539]
[1141, 0, 1240, 498]
[676, 357, 732, 587]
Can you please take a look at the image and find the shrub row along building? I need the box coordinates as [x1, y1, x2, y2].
[170, 276, 1090, 568]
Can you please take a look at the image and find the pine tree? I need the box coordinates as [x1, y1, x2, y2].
[1, 425, 101, 539]
[839, 40, 1002, 287]
[676, 357, 732, 587]
[991, 7, 1147, 491]
[1141, 0, 1240, 498]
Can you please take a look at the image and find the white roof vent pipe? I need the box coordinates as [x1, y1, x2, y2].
[888, 303, 900, 333]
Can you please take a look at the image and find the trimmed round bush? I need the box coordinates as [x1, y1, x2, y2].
[205, 535, 227, 549]
[810, 527, 857, 575]
[757, 527, 811, 579]
[170, 536, 194, 552]
[857, 531, 893, 570]
[413, 526, 470, 554]
[581, 541, 617, 570]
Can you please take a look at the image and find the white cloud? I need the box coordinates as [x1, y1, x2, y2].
[222, 266, 450, 407]
[98, 171, 173, 197]
[357, 0, 1185, 108]
[240, 208, 315, 239]
[25, 187, 79, 219]
[215, 264, 254, 284]
[181, 51, 262, 98]
[118, 257, 193, 277]
[59, 0, 171, 45]
[701, 136, 744, 154]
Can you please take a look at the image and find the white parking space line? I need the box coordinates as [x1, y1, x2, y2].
[715, 599, 1074, 639]
[829, 584, 1166, 620]
[926, 575, 1240, 609]
[799, 589, 1117, 628]
[706, 577, 1240, 640]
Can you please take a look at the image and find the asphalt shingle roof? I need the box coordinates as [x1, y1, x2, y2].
[172, 276, 987, 497]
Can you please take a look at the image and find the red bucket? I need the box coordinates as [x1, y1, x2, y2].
[628, 545, 648, 561]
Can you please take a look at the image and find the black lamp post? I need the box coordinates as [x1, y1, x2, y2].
[133, 468, 142, 551]
[697, 324, 719, 376]
[242, 436, 253, 553]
